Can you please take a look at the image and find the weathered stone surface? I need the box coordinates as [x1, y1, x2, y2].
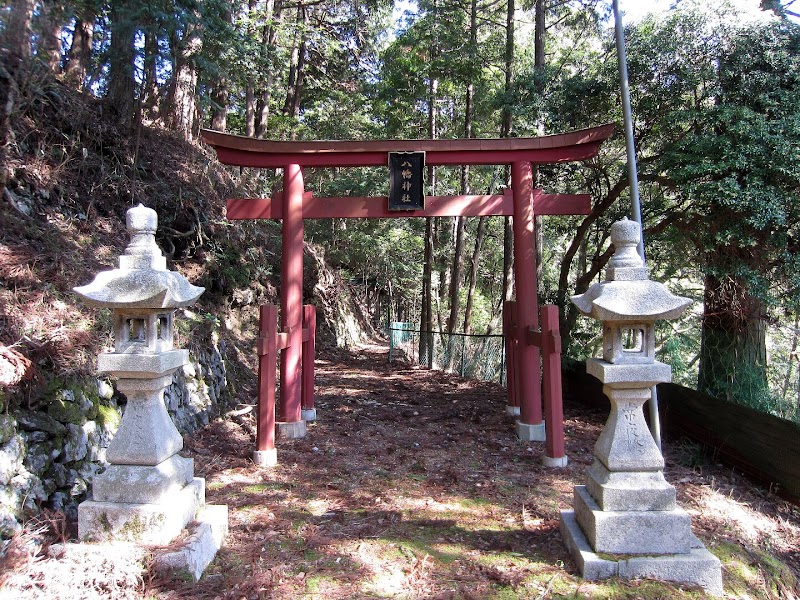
[154, 504, 228, 581]
[560, 510, 723, 597]
[572, 220, 691, 323]
[592, 386, 665, 473]
[560, 510, 619, 580]
[619, 544, 723, 597]
[277, 420, 307, 439]
[105, 377, 183, 466]
[78, 477, 204, 544]
[62, 423, 89, 462]
[47, 389, 92, 425]
[574, 485, 692, 555]
[73, 205, 204, 309]
[16, 409, 66, 436]
[0, 434, 25, 485]
[253, 448, 277, 468]
[586, 358, 671, 387]
[67, 204, 226, 552]
[23, 441, 54, 474]
[98, 350, 188, 379]
[0, 414, 18, 445]
[585, 460, 675, 511]
[92, 455, 194, 504]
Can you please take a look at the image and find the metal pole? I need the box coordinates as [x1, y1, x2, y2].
[613, 0, 661, 451]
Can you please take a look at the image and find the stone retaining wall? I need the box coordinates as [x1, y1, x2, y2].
[0, 340, 229, 538]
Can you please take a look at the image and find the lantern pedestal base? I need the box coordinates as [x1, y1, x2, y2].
[573, 485, 692, 555]
[585, 460, 676, 511]
[92, 455, 194, 505]
[78, 477, 204, 544]
[560, 509, 723, 596]
[154, 504, 229, 582]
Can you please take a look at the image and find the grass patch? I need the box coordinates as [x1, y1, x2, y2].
[712, 540, 797, 598]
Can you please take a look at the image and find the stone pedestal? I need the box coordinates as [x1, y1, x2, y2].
[562, 219, 722, 596]
[74, 205, 227, 569]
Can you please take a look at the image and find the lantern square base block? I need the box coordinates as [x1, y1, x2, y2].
[78, 477, 204, 544]
[573, 485, 692, 555]
[91, 455, 195, 505]
[585, 460, 676, 511]
[560, 509, 723, 596]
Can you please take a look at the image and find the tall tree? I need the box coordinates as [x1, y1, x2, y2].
[106, 0, 138, 126]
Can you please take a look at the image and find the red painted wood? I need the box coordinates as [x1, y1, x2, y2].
[276, 332, 290, 350]
[512, 162, 543, 427]
[278, 164, 304, 424]
[202, 124, 614, 168]
[503, 301, 520, 410]
[226, 193, 590, 220]
[541, 305, 566, 459]
[302, 305, 316, 411]
[213, 145, 605, 168]
[256, 304, 278, 452]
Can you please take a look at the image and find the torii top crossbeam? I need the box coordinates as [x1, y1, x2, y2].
[201, 124, 614, 168]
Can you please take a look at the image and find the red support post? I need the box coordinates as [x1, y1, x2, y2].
[278, 164, 306, 438]
[511, 162, 545, 441]
[301, 304, 316, 422]
[503, 301, 520, 416]
[254, 304, 278, 467]
[541, 305, 567, 467]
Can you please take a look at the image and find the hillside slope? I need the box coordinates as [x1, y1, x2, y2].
[0, 60, 375, 535]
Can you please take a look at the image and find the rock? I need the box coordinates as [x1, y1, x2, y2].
[23, 430, 48, 443]
[23, 442, 54, 474]
[16, 410, 66, 436]
[48, 390, 86, 425]
[50, 491, 68, 511]
[97, 379, 114, 400]
[0, 435, 25, 486]
[0, 415, 16, 445]
[61, 423, 89, 463]
[0, 509, 21, 537]
[11, 470, 47, 508]
[51, 463, 68, 487]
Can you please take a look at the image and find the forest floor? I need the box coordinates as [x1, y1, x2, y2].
[3, 343, 800, 599]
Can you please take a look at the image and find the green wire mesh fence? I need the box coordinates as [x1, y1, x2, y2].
[388, 322, 506, 385]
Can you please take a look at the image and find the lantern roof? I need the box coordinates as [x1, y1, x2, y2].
[74, 204, 204, 309]
[572, 219, 690, 322]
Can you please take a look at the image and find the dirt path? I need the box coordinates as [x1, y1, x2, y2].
[4, 344, 799, 599]
[170, 343, 799, 599]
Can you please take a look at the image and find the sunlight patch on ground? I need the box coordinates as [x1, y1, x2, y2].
[391, 496, 497, 516]
[696, 486, 790, 547]
[352, 539, 433, 597]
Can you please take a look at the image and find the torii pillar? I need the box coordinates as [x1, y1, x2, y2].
[512, 161, 545, 441]
[278, 164, 306, 438]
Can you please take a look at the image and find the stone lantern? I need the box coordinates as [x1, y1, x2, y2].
[560, 219, 722, 596]
[74, 204, 207, 544]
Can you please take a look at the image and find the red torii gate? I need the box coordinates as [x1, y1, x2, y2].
[202, 124, 614, 468]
